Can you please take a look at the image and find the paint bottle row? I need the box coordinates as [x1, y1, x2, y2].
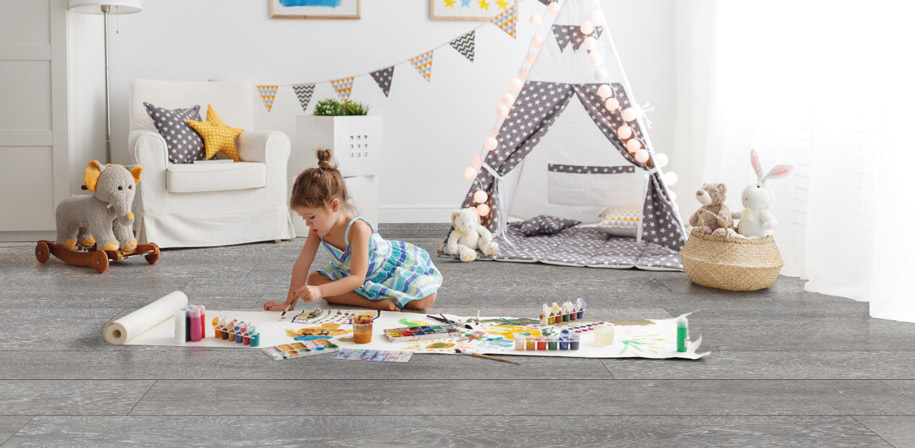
[174, 304, 206, 344]
[211, 317, 261, 347]
[540, 298, 587, 326]
[514, 329, 580, 351]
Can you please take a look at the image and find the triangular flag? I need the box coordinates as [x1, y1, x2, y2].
[536, 0, 556, 5]
[291, 83, 315, 112]
[449, 31, 476, 62]
[491, 5, 517, 38]
[369, 66, 395, 97]
[552, 25, 576, 52]
[331, 77, 354, 103]
[571, 26, 604, 51]
[409, 51, 434, 82]
[256, 85, 278, 112]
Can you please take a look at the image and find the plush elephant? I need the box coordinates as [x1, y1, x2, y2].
[55, 161, 143, 251]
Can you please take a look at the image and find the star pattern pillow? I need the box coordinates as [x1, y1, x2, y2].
[186, 104, 244, 161]
[515, 215, 581, 236]
[143, 102, 206, 164]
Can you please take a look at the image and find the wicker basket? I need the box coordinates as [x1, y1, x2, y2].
[679, 230, 783, 291]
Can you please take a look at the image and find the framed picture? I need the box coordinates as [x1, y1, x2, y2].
[430, 0, 515, 21]
[270, 0, 361, 19]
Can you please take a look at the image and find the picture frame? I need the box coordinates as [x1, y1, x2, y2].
[270, 0, 361, 20]
[429, 0, 516, 21]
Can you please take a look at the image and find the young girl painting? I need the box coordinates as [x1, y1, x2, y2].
[264, 149, 442, 312]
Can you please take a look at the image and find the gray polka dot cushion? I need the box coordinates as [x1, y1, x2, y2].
[515, 215, 581, 236]
[144, 102, 206, 164]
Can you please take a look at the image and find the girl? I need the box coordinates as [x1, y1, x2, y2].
[264, 149, 442, 312]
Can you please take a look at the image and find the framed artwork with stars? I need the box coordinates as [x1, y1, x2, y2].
[430, 0, 515, 21]
[270, 0, 360, 19]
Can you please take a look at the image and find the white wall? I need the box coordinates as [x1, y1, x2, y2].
[68, 0, 676, 223]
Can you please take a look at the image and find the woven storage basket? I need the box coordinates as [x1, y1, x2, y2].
[679, 230, 783, 291]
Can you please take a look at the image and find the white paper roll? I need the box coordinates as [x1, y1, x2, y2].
[104, 291, 189, 345]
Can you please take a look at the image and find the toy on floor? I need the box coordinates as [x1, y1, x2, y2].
[735, 149, 793, 238]
[689, 182, 739, 237]
[444, 207, 499, 262]
[35, 160, 159, 273]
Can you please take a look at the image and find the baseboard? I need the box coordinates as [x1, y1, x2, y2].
[0, 231, 55, 242]
[378, 204, 455, 223]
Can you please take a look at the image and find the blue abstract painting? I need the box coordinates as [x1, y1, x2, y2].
[271, 0, 359, 18]
[279, 0, 341, 7]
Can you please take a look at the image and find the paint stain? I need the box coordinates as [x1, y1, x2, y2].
[279, 0, 342, 7]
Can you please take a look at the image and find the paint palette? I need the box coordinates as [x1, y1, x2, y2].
[384, 324, 463, 342]
[262, 339, 340, 361]
[291, 309, 380, 325]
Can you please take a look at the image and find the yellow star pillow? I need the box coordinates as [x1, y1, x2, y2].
[186, 104, 244, 161]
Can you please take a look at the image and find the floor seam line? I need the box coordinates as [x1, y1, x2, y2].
[850, 416, 898, 448]
[0, 416, 34, 448]
[126, 380, 158, 416]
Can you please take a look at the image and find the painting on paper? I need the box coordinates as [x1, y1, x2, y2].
[430, 0, 516, 21]
[270, 0, 361, 19]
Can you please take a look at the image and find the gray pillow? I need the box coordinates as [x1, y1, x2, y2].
[144, 102, 206, 164]
[516, 215, 580, 236]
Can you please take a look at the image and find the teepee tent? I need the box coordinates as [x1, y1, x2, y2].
[448, 0, 687, 270]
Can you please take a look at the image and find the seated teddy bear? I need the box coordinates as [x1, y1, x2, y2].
[445, 208, 499, 262]
[689, 183, 739, 238]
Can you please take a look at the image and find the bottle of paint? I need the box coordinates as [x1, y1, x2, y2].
[184, 306, 192, 342]
[250, 332, 260, 347]
[525, 335, 536, 351]
[514, 336, 525, 351]
[536, 336, 547, 351]
[548, 335, 558, 350]
[576, 298, 587, 320]
[188, 306, 202, 342]
[559, 328, 570, 350]
[353, 312, 374, 344]
[570, 333, 580, 350]
[174, 308, 186, 344]
[199, 305, 206, 340]
[211, 317, 221, 339]
[677, 316, 688, 353]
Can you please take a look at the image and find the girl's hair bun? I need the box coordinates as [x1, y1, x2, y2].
[316, 148, 338, 171]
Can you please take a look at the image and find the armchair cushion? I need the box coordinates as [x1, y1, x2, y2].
[166, 162, 266, 193]
[187, 104, 244, 161]
[143, 102, 206, 164]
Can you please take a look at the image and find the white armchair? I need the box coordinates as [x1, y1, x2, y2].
[129, 79, 295, 248]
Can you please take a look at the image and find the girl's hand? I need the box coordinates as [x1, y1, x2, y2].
[263, 300, 293, 311]
[293, 284, 322, 302]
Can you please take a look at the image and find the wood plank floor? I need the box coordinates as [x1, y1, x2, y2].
[1, 224, 913, 447]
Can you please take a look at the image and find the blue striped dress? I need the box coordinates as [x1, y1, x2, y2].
[317, 217, 443, 309]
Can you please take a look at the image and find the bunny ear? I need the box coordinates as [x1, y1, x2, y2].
[750, 149, 763, 181]
[764, 164, 793, 180]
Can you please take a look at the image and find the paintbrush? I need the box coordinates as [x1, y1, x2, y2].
[280, 303, 294, 319]
[455, 348, 521, 365]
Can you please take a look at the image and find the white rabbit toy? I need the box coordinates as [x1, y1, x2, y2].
[735, 149, 793, 238]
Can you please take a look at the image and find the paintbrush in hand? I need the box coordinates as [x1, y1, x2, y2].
[280, 303, 294, 319]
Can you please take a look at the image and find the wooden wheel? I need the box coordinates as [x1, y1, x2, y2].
[144, 243, 160, 265]
[35, 241, 50, 263]
[92, 250, 109, 273]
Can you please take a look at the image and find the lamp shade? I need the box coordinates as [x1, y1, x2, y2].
[69, 0, 142, 14]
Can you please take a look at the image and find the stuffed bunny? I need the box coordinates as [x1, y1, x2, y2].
[735, 149, 792, 238]
[445, 208, 499, 262]
[55, 161, 143, 251]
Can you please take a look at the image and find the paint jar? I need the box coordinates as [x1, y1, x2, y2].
[250, 332, 260, 347]
[548, 335, 558, 350]
[559, 339, 569, 350]
[570, 334, 580, 350]
[562, 313, 570, 322]
[536, 336, 547, 351]
[514, 336, 525, 351]
[594, 326, 614, 346]
[547, 315, 555, 325]
[569, 312, 577, 322]
[525, 336, 536, 351]
[577, 310, 584, 320]
[353, 312, 374, 344]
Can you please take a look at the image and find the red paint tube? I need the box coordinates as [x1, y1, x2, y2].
[199, 305, 206, 340]
[189, 306, 202, 342]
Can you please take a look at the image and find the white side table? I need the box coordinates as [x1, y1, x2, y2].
[292, 115, 383, 237]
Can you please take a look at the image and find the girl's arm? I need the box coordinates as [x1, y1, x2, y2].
[264, 232, 319, 311]
[310, 220, 371, 299]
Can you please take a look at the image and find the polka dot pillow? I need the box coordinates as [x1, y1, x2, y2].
[143, 102, 206, 164]
[516, 215, 581, 236]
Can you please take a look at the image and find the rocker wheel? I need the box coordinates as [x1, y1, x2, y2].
[144, 243, 160, 265]
[35, 241, 50, 263]
[92, 250, 109, 273]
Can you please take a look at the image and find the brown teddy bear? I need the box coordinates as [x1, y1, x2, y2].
[689, 183, 738, 237]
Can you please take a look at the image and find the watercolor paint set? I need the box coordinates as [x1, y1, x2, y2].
[539, 298, 587, 326]
[211, 316, 261, 347]
[334, 348, 413, 363]
[262, 339, 340, 361]
[513, 328, 580, 351]
[384, 324, 463, 342]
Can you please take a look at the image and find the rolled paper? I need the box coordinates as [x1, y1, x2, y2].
[104, 291, 189, 345]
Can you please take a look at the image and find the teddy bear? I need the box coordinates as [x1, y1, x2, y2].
[445, 207, 499, 262]
[689, 183, 738, 237]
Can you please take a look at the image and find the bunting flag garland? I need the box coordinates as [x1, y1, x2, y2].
[552, 25, 605, 52]
[491, 4, 517, 38]
[450, 31, 476, 62]
[410, 51, 434, 82]
[331, 77, 355, 103]
[536, 0, 557, 5]
[370, 66, 395, 97]
[256, 85, 278, 112]
[291, 83, 315, 112]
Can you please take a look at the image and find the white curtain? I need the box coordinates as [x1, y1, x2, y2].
[673, 0, 915, 322]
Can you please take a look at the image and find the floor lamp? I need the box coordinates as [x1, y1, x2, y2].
[68, 0, 143, 164]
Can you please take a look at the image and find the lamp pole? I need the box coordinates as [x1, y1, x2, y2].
[102, 4, 112, 163]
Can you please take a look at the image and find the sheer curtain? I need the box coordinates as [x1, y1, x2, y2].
[673, 0, 915, 322]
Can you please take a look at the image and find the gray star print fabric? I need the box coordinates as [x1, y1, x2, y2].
[143, 102, 205, 164]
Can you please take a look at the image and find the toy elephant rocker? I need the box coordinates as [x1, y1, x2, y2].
[35, 161, 159, 273]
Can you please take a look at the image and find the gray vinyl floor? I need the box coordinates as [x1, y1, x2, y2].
[1, 224, 914, 447]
